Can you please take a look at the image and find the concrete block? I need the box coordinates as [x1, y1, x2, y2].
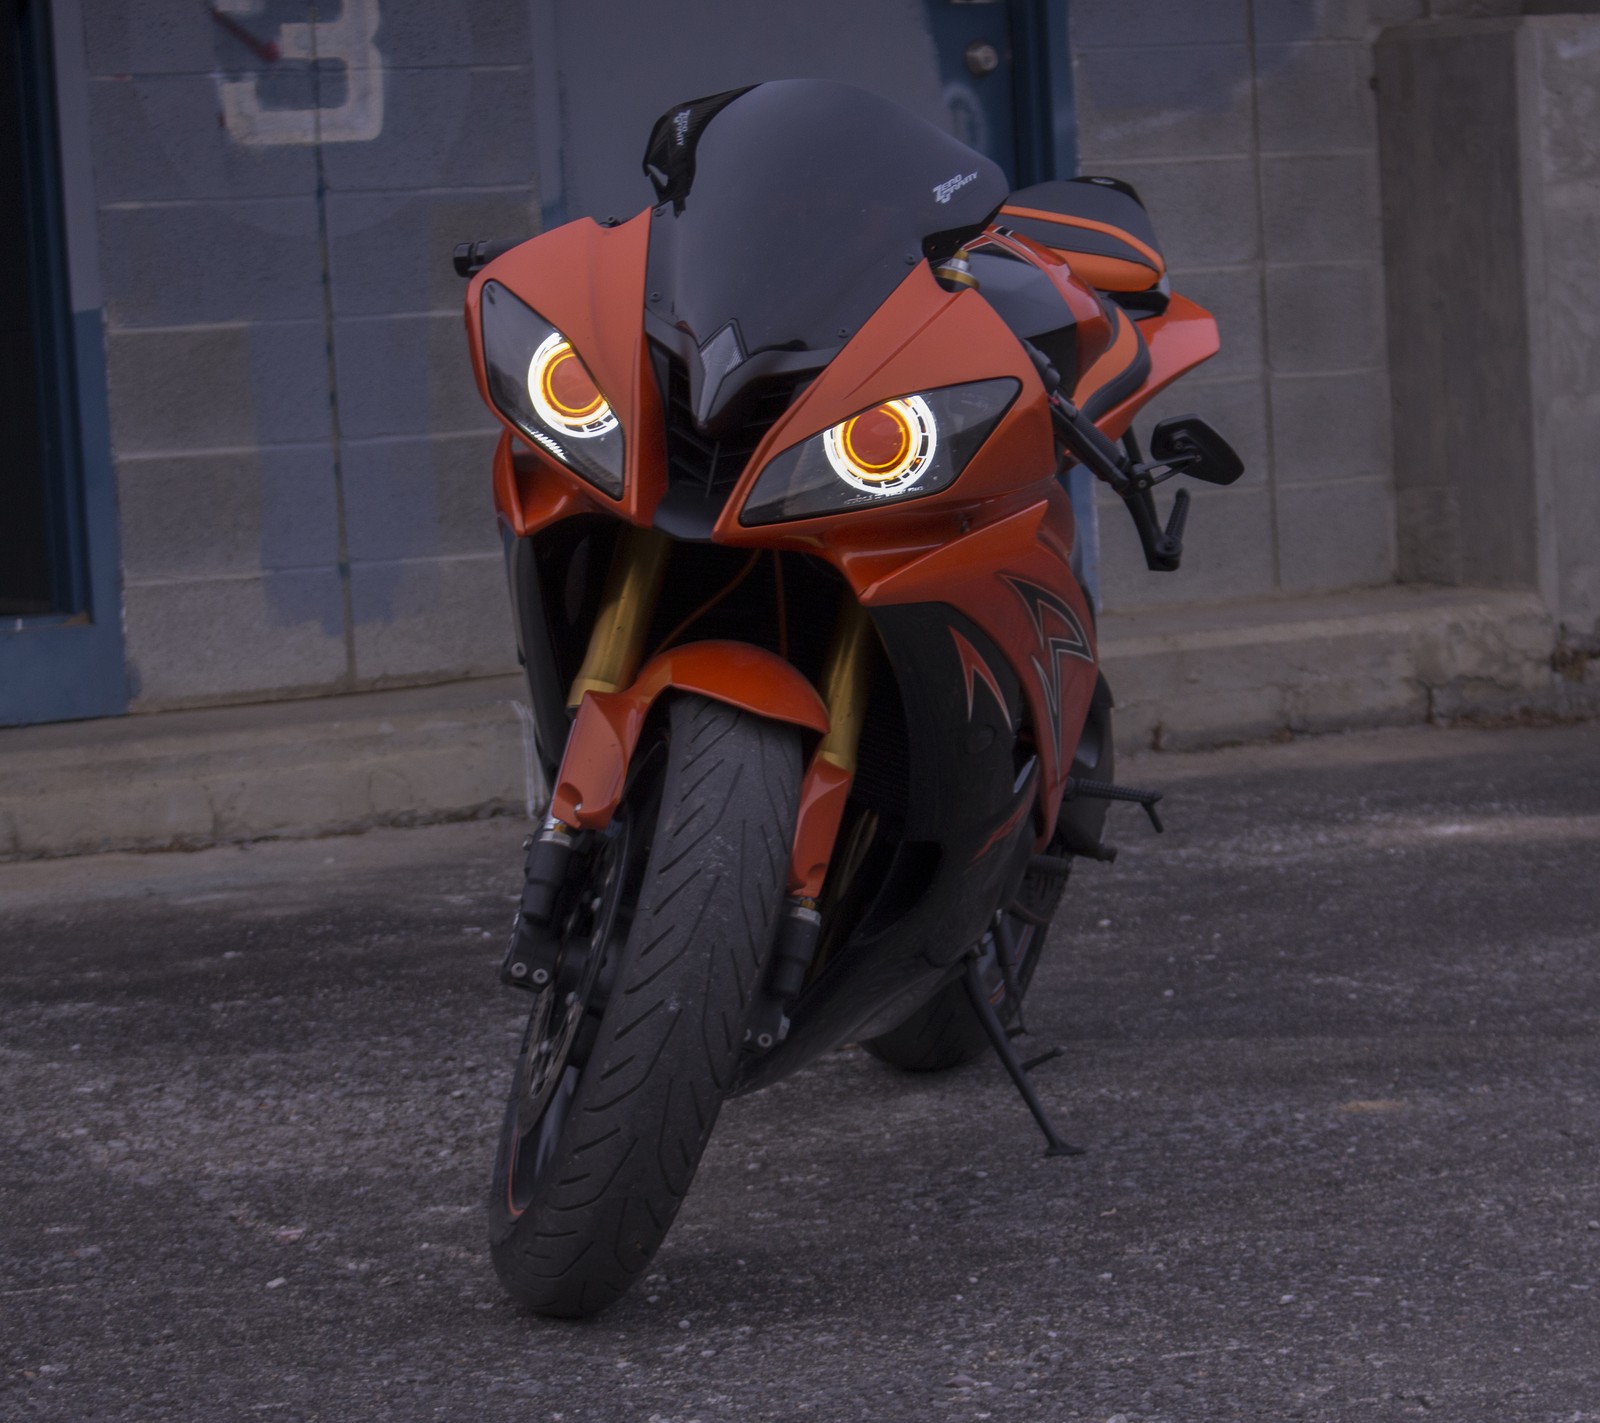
[1260, 152, 1381, 263]
[1426, 0, 1522, 15]
[1275, 478, 1396, 593]
[326, 189, 539, 318]
[1075, 46, 1254, 161]
[317, 66, 537, 194]
[1540, 185, 1600, 402]
[81, 0, 313, 76]
[551, 2, 947, 225]
[1376, 22, 1538, 590]
[364, 0, 531, 66]
[1270, 371, 1392, 484]
[1098, 481, 1277, 612]
[106, 322, 334, 454]
[341, 432, 500, 564]
[1100, 587, 1563, 750]
[1253, 0, 1423, 43]
[1256, 43, 1377, 153]
[349, 553, 516, 684]
[87, 74, 318, 203]
[1547, 394, 1600, 640]
[79, 1, 527, 79]
[1166, 267, 1263, 380]
[1394, 484, 1463, 587]
[99, 198, 324, 329]
[116, 444, 340, 581]
[1071, 0, 1249, 49]
[123, 570, 349, 708]
[333, 313, 491, 440]
[0, 677, 532, 859]
[1264, 261, 1385, 373]
[1534, 19, 1600, 185]
[1248, 0, 1429, 42]
[1105, 158, 1260, 268]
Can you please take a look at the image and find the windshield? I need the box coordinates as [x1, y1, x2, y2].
[642, 80, 1007, 362]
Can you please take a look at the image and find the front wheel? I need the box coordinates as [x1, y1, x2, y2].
[488, 694, 801, 1318]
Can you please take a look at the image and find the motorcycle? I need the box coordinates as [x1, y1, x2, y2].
[454, 79, 1242, 1318]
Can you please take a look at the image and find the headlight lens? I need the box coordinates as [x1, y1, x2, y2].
[740, 378, 1018, 526]
[481, 281, 625, 498]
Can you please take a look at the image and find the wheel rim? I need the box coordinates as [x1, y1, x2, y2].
[498, 744, 663, 1217]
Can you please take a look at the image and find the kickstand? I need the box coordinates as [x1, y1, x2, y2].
[960, 955, 1084, 1158]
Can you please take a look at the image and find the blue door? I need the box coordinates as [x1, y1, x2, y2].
[1, 0, 126, 727]
[924, 0, 1099, 603]
[922, 0, 1077, 189]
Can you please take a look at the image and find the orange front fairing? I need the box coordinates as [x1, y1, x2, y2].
[1095, 292, 1220, 441]
[712, 262, 1055, 538]
[860, 489, 1096, 837]
[549, 640, 829, 828]
[472, 207, 1216, 843]
[466, 213, 668, 530]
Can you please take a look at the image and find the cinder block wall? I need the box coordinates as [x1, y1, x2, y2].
[1074, 0, 1406, 613]
[1379, 11, 1600, 649]
[85, 0, 528, 709]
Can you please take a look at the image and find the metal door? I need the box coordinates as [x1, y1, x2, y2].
[923, 0, 1098, 604]
[922, 0, 1077, 188]
[0, 0, 125, 726]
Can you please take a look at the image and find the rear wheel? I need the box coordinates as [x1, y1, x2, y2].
[488, 694, 801, 1318]
[864, 676, 1115, 1073]
[860, 862, 1069, 1072]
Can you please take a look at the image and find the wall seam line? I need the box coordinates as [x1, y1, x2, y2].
[307, 6, 359, 689]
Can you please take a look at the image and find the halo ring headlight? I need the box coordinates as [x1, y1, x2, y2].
[822, 395, 937, 495]
[527, 331, 618, 439]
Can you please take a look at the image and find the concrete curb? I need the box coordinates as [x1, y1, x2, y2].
[1099, 585, 1595, 751]
[2, 587, 1592, 860]
[0, 677, 541, 861]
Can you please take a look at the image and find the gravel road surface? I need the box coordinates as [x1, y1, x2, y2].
[3, 720, 1598, 1422]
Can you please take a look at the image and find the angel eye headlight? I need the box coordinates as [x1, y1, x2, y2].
[822, 396, 937, 494]
[527, 332, 618, 439]
[740, 379, 1017, 526]
[480, 281, 625, 498]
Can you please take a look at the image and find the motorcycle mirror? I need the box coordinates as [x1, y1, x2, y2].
[1149, 415, 1244, 486]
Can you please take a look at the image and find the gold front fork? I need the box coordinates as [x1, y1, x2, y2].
[567, 532, 876, 778]
[566, 526, 672, 708]
[816, 596, 875, 776]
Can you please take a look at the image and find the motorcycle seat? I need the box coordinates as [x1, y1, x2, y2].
[998, 177, 1166, 297]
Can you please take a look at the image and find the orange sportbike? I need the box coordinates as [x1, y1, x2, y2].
[457, 80, 1242, 1318]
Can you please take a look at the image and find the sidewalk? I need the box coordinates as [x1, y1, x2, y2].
[1, 585, 1591, 860]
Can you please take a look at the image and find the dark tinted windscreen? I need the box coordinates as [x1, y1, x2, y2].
[643, 80, 1007, 357]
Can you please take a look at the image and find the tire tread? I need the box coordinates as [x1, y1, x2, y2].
[489, 695, 800, 1317]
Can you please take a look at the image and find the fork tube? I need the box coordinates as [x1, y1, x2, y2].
[566, 526, 672, 708]
[816, 597, 875, 776]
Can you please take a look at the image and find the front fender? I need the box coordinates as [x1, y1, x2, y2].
[549, 640, 829, 829]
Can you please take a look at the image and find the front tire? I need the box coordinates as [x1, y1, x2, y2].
[488, 695, 801, 1318]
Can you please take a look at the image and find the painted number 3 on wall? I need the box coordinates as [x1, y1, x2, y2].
[215, 0, 385, 145]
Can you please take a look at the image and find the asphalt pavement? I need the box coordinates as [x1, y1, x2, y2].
[3, 719, 1598, 1422]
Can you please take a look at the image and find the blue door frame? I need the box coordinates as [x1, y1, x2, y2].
[1, 0, 126, 727]
[923, 0, 1077, 190]
[923, 0, 1099, 606]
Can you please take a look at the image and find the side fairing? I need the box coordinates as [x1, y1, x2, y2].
[735, 602, 1041, 1091]
[859, 485, 1099, 838]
